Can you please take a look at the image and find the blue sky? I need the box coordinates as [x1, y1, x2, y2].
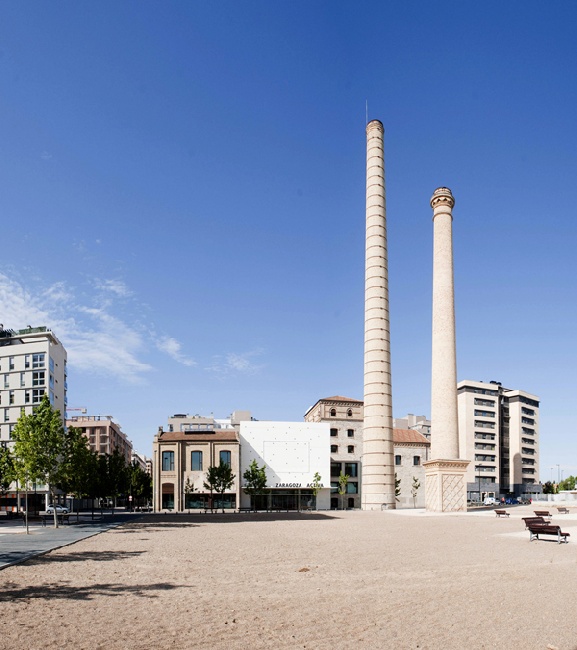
[1, 2, 576, 480]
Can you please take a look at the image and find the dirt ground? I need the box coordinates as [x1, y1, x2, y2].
[1, 507, 576, 650]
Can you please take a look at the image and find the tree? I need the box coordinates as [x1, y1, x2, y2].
[204, 461, 236, 512]
[395, 473, 401, 502]
[129, 461, 152, 509]
[11, 394, 67, 528]
[309, 472, 323, 510]
[242, 460, 268, 510]
[411, 476, 421, 509]
[0, 445, 14, 493]
[559, 475, 576, 491]
[542, 481, 556, 495]
[183, 477, 197, 513]
[57, 426, 94, 511]
[107, 448, 129, 506]
[337, 472, 350, 510]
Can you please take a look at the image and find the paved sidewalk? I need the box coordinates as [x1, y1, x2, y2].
[0, 513, 137, 570]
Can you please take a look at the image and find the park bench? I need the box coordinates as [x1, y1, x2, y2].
[528, 524, 570, 544]
[39, 513, 70, 526]
[494, 509, 509, 517]
[534, 509, 551, 516]
[556, 507, 570, 514]
[522, 516, 549, 529]
[237, 507, 256, 513]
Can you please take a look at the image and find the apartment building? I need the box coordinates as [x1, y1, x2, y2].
[66, 415, 133, 464]
[304, 396, 430, 508]
[393, 414, 431, 440]
[0, 326, 67, 444]
[457, 379, 540, 500]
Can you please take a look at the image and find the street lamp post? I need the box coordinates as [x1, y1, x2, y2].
[476, 465, 485, 502]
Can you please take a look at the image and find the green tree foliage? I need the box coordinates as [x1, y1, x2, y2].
[411, 476, 421, 508]
[204, 461, 236, 512]
[12, 394, 67, 527]
[107, 448, 129, 502]
[57, 426, 94, 508]
[558, 475, 576, 491]
[183, 477, 197, 512]
[337, 472, 350, 510]
[542, 481, 556, 494]
[0, 445, 14, 493]
[129, 461, 152, 507]
[242, 459, 268, 507]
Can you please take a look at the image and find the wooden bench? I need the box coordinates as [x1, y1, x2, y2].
[534, 509, 551, 516]
[494, 509, 509, 517]
[557, 507, 570, 514]
[528, 524, 570, 544]
[40, 513, 70, 526]
[522, 516, 548, 529]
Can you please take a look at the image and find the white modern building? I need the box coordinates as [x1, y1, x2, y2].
[239, 421, 330, 510]
[458, 379, 540, 500]
[0, 326, 67, 444]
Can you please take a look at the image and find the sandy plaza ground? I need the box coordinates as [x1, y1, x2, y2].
[1, 506, 576, 650]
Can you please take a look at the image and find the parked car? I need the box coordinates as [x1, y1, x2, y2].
[483, 497, 499, 506]
[505, 498, 519, 505]
[46, 504, 69, 514]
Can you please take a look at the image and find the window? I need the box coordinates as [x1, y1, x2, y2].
[220, 450, 231, 466]
[9, 357, 14, 370]
[330, 428, 338, 437]
[9, 391, 14, 405]
[347, 409, 353, 417]
[3, 375, 8, 389]
[32, 389, 45, 403]
[162, 451, 175, 471]
[330, 462, 341, 477]
[347, 497, 355, 508]
[347, 429, 354, 437]
[474, 398, 495, 407]
[191, 451, 203, 471]
[395, 455, 401, 466]
[49, 357, 55, 372]
[24, 355, 30, 369]
[347, 445, 354, 454]
[346, 483, 358, 493]
[330, 408, 336, 417]
[24, 391, 30, 404]
[33, 371, 45, 386]
[474, 410, 495, 418]
[20, 373, 25, 387]
[3, 409, 9, 422]
[344, 462, 358, 477]
[32, 353, 45, 369]
[330, 445, 338, 453]
[413, 456, 420, 466]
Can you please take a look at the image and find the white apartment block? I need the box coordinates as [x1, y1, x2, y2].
[457, 379, 540, 500]
[0, 326, 67, 444]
